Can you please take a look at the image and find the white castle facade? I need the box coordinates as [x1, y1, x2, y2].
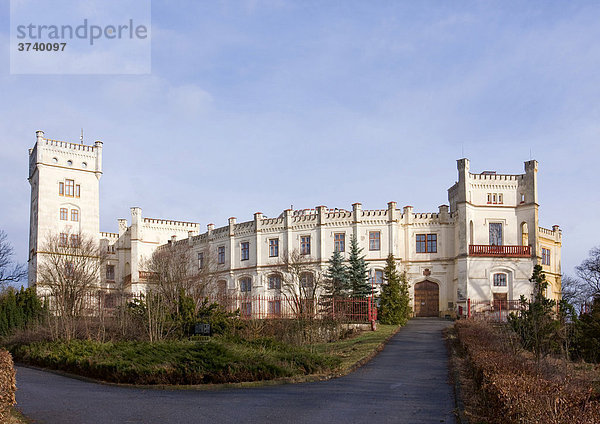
[27, 131, 562, 317]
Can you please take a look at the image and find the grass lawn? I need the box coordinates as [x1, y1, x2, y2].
[10, 324, 401, 386]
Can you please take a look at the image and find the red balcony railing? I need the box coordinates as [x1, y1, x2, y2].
[469, 244, 531, 257]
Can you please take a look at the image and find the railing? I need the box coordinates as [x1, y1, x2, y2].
[469, 245, 531, 257]
[467, 299, 525, 322]
[41, 292, 377, 323]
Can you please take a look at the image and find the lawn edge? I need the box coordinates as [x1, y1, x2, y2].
[14, 324, 403, 391]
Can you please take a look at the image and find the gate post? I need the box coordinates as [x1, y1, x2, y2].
[467, 298, 471, 318]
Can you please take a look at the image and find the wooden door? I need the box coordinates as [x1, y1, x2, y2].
[414, 281, 439, 317]
[493, 292, 508, 311]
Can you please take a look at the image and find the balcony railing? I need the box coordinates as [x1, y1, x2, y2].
[469, 244, 531, 257]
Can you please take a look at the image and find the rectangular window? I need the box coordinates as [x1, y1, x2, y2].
[71, 209, 79, 222]
[487, 193, 492, 204]
[493, 273, 507, 287]
[268, 300, 281, 317]
[241, 242, 250, 261]
[59, 182, 64, 196]
[489, 223, 503, 246]
[268, 275, 281, 290]
[369, 231, 381, 251]
[70, 234, 80, 247]
[59, 233, 68, 247]
[75, 184, 81, 198]
[334, 233, 345, 252]
[427, 234, 437, 253]
[416, 234, 437, 253]
[240, 278, 252, 292]
[60, 208, 68, 220]
[217, 246, 225, 264]
[197, 252, 204, 269]
[269, 238, 279, 257]
[301, 236, 311, 255]
[370, 269, 384, 286]
[542, 248, 551, 266]
[498, 194, 503, 204]
[65, 179, 75, 197]
[106, 265, 115, 281]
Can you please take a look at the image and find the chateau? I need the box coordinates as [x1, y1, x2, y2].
[27, 130, 562, 317]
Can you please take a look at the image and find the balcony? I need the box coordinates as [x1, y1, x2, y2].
[469, 245, 531, 257]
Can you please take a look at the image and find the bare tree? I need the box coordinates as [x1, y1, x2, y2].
[576, 246, 600, 298]
[143, 243, 218, 316]
[278, 249, 322, 318]
[37, 231, 106, 340]
[0, 230, 27, 286]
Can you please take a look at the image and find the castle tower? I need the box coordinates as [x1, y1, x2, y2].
[27, 130, 103, 290]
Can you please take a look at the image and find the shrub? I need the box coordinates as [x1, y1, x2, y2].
[456, 320, 600, 423]
[0, 349, 16, 422]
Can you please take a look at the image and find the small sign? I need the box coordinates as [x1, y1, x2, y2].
[194, 323, 211, 336]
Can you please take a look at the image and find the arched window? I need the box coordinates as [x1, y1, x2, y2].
[268, 274, 281, 290]
[469, 220, 474, 245]
[493, 273, 507, 287]
[300, 272, 314, 289]
[370, 269, 384, 285]
[240, 277, 252, 292]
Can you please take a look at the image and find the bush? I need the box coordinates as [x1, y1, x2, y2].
[456, 320, 600, 423]
[0, 349, 16, 422]
[10, 337, 341, 385]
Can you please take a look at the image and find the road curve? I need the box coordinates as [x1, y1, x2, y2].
[15, 319, 456, 424]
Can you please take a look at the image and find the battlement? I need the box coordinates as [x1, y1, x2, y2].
[468, 172, 523, 181]
[99, 232, 119, 240]
[143, 217, 199, 228]
[42, 138, 99, 152]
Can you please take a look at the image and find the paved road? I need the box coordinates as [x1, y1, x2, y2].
[16, 319, 455, 424]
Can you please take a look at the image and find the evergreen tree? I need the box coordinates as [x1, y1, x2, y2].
[323, 250, 349, 298]
[509, 265, 558, 364]
[347, 235, 370, 298]
[379, 254, 411, 325]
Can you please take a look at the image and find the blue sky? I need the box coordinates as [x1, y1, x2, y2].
[0, 0, 598, 278]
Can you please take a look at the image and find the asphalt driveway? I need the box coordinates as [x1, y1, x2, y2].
[15, 318, 456, 424]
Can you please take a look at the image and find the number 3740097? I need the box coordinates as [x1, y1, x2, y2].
[18, 42, 66, 52]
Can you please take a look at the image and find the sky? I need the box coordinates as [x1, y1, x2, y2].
[0, 0, 598, 280]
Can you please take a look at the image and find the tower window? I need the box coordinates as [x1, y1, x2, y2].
[334, 233, 345, 252]
[75, 184, 80, 198]
[197, 252, 204, 269]
[60, 208, 68, 220]
[65, 179, 75, 197]
[301, 236, 311, 255]
[241, 242, 250, 261]
[542, 248, 551, 266]
[217, 246, 225, 264]
[106, 265, 115, 281]
[269, 238, 279, 257]
[59, 233, 68, 247]
[71, 209, 79, 222]
[416, 234, 437, 253]
[59, 182, 64, 195]
[369, 231, 381, 251]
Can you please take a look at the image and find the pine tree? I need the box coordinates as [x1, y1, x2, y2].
[323, 250, 349, 298]
[347, 235, 370, 298]
[509, 265, 558, 364]
[379, 254, 411, 325]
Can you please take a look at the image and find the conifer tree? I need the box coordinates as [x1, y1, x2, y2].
[347, 235, 370, 298]
[323, 250, 349, 298]
[379, 254, 411, 325]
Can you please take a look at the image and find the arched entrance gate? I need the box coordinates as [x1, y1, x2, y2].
[414, 280, 439, 317]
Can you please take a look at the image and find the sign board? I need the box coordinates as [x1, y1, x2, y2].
[194, 323, 211, 336]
